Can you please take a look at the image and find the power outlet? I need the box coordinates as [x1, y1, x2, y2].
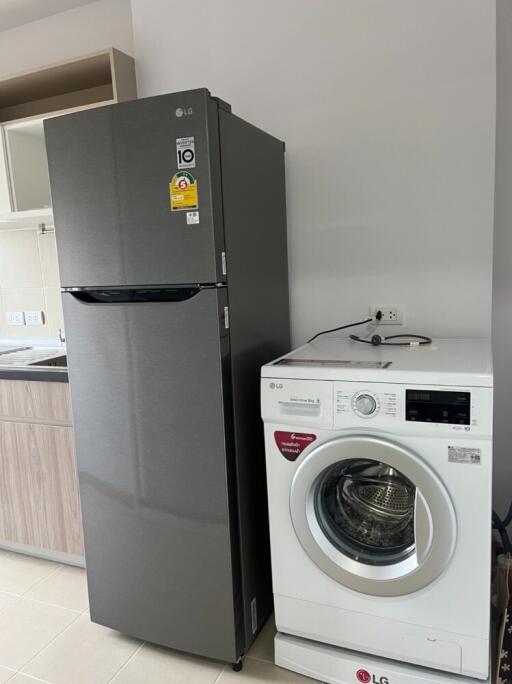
[6, 311, 25, 326]
[370, 305, 403, 325]
[25, 311, 45, 326]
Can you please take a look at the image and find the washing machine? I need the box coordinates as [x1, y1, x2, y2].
[261, 338, 492, 684]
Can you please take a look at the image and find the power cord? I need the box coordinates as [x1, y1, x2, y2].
[350, 333, 432, 347]
[493, 506, 512, 554]
[308, 310, 433, 346]
[307, 312, 381, 344]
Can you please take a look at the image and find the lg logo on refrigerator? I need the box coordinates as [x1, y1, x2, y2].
[356, 669, 389, 684]
[175, 107, 193, 117]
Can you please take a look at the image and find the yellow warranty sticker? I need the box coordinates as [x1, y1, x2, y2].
[169, 171, 198, 211]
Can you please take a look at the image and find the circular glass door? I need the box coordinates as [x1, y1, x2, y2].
[290, 435, 456, 596]
[315, 459, 416, 566]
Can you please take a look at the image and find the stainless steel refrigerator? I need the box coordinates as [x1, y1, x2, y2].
[44, 89, 289, 668]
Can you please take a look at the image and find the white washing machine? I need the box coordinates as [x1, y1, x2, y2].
[261, 338, 492, 684]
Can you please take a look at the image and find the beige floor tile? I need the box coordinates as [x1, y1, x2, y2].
[23, 612, 141, 684]
[6, 674, 51, 684]
[111, 641, 224, 684]
[218, 657, 316, 683]
[0, 551, 59, 595]
[0, 596, 79, 670]
[0, 591, 20, 613]
[0, 665, 16, 683]
[247, 615, 276, 664]
[25, 565, 88, 611]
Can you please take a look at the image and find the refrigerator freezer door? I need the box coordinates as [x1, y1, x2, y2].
[63, 287, 241, 662]
[45, 89, 225, 287]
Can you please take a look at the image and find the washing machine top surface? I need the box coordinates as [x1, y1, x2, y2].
[262, 337, 492, 387]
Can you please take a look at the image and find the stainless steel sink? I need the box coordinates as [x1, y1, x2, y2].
[0, 346, 30, 356]
[29, 355, 67, 367]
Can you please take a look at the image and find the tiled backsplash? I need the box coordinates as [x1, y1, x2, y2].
[0, 229, 64, 341]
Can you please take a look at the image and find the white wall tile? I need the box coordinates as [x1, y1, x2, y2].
[43, 287, 65, 338]
[38, 232, 61, 288]
[0, 229, 62, 341]
[0, 232, 42, 289]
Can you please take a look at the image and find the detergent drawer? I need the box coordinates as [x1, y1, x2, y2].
[261, 378, 333, 428]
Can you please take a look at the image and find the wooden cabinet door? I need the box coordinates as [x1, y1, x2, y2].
[0, 379, 72, 424]
[0, 421, 84, 556]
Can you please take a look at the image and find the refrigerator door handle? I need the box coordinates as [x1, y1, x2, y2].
[65, 286, 202, 304]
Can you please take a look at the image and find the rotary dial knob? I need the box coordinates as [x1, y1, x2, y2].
[354, 393, 378, 416]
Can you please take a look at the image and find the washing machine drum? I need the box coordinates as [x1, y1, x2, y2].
[290, 435, 457, 596]
[317, 460, 416, 565]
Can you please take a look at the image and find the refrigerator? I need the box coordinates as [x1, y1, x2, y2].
[44, 88, 289, 667]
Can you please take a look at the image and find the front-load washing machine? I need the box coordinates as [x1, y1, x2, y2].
[261, 338, 492, 684]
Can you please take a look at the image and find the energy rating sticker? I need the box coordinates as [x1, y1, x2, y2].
[169, 171, 198, 211]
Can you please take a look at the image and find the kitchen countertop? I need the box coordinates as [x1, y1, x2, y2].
[0, 346, 68, 382]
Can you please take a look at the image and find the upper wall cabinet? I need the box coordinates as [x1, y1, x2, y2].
[4, 120, 51, 212]
[0, 48, 136, 228]
[0, 48, 136, 124]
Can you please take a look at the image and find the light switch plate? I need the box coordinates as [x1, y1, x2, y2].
[6, 311, 24, 326]
[25, 310, 44, 326]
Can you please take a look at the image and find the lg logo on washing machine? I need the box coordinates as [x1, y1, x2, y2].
[269, 382, 283, 389]
[356, 669, 389, 684]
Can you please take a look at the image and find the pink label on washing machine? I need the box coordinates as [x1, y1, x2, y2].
[274, 431, 316, 461]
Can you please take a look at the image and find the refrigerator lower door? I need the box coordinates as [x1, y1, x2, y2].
[62, 287, 242, 662]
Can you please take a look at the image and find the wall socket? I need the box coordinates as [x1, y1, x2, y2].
[25, 311, 45, 326]
[6, 311, 25, 326]
[370, 305, 403, 325]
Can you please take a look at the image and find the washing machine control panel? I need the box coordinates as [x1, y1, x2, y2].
[331, 382, 492, 435]
[262, 378, 492, 435]
[337, 387, 397, 420]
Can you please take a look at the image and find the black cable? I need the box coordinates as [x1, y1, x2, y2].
[307, 317, 373, 344]
[493, 509, 512, 554]
[501, 499, 512, 529]
[350, 333, 432, 346]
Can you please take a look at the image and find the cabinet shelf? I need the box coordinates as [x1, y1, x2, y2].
[0, 48, 136, 124]
[0, 207, 53, 231]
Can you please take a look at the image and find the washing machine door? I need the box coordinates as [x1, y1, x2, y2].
[290, 435, 456, 596]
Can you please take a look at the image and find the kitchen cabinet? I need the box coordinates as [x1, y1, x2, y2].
[0, 47, 136, 229]
[0, 48, 136, 125]
[4, 120, 51, 212]
[0, 379, 84, 562]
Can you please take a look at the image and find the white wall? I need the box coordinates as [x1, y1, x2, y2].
[493, 0, 512, 518]
[131, 0, 496, 345]
[0, 0, 133, 80]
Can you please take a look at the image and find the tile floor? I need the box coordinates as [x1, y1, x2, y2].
[0, 550, 315, 683]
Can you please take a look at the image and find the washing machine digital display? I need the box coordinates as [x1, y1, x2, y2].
[406, 390, 471, 425]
